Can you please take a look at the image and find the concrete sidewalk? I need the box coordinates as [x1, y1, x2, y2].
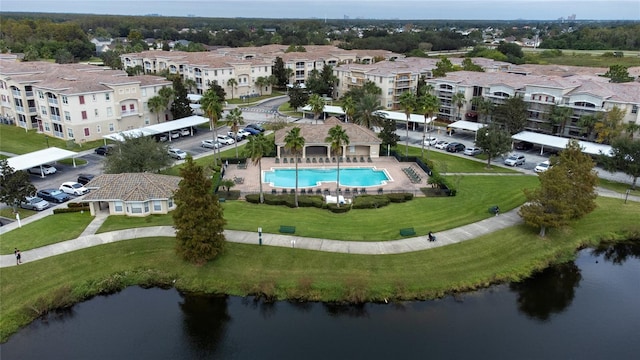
[0, 206, 522, 268]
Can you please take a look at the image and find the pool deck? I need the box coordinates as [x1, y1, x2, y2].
[225, 156, 429, 196]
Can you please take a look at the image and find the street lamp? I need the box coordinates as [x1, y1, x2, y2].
[45, 135, 49, 148]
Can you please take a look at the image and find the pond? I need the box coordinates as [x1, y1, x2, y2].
[2, 241, 639, 359]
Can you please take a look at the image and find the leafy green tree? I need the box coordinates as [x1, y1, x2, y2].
[432, 57, 455, 77]
[599, 137, 640, 190]
[353, 94, 385, 130]
[497, 42, 525, 64]
[23, 45, 39, 61]
[519, 140, 598, 237]
[54, 48, 74, 64]
[284, 127, 306, 207]
[461, 58, 484, 72]
[452, 92, 466, 121]
[272, 56, 288, 89]
[378, 119, 400, 155]
[341, 96, 356, 123]
[288, 84, 309, 110]
[398, 91, 417, 157]
[255, 76, 269, 96]
[594, 106, 625, 144]
[0, 159, 36, 212]
[417, 92, 440, 158]
[474, 124, 512, 168]
[226, 78, 238, 99]
[170, 77, 193, 120]
[244, 134, 272, 203]
[148, 96, 166, 124]
[306, 65, 338, 97]
[184, 78, 197, 94]
[173, 156, 226, 265]
[548, 105, 573, 136]
[493, 96, 528, 135]
[471, 96, 494, 124]
[219, 179, 236, 196]
[577, 113, 602, 140]
[201, 89, 224, 165]
[308, 94, 325, 124]
[344, 80, 382, 101]
[603, 65, 634, 83]
[103, 134, 172, 174]
[625, 123, 640, 140]
[208, 82, 226, 102]
[226, 107, 244, 158]
[325, 125, 350, 207]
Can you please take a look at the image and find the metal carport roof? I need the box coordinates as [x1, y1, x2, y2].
[374, 111, 436, 125]
[447, 120, 487, 132]
[511, 131, 613, 156]
[102, 115, 209, 142]
[6, 147, 79, 171]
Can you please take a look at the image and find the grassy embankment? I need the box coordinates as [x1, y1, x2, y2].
[1, 196, 638, 342]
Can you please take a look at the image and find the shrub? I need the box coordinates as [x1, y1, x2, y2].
[298, 195, 324, 208]
[326, 203, 351, 213]
[67, 202, 87, 208]
[386, 192, 413, 203]
[245, 194, 260, 203]
[53, 206, 90, 214]
[352, 195, 390, 209]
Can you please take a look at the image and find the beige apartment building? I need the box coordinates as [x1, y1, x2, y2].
[0, 59, 171, 144]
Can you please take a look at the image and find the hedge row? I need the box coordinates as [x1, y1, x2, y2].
[245, 192, 414, 212]
[53, 205, 90, 214]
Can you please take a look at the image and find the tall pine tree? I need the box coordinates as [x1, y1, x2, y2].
[170, 76, 194, 120]
[173, 157, 226, 264]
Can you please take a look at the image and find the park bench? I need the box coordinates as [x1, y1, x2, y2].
[279, 225, 296, 234]
[399, 227, 416, 237]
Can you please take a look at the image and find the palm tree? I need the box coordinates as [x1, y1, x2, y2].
[548, 105, 574, 136]
[284, 68, 294, 86]
[625, 122, 640, 139]
[325, 125, 350, 208]
[148, 95, 165, 124]
[226, 78, 238, 99]
[353, 93, 384, 129]
[184, 78, 197, 94]
[255, 76, 269, 96]
[284, 127, 306, 207]
[157, 86, 174, 121]
[244, 134, 272, 204]
[341, 96, 356, 123]
[471, 96, 494, 124]
[398, 91, 417, 158]
[201, 89, 224, 165]
[417, 93, 441, 158]
[308, 94, 325, 125]
[226, 107, 244, 158]
[452, 92, 466, 121]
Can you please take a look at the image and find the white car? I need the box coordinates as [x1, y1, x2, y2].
[59, 181, 89, 196]
[20, 196, 50, 211]
[179, 128, 192, 137]
[534, 160, 551, 173]
[27, 164, 57, 175]
[217, 135, 235, 145]
[168, 148, 188, 160]
[424, 137, 438, 146]
[434, 140, 450, 150]
[463, 147, 483, 156]
[169, 130, 181, 139]
[201, 140, 221, 149]
[504, 153, 526, 167]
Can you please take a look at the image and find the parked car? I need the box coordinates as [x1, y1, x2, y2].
[27, 164, 57, 175]
[36, 189, 70, 203]
[446, 142, 466, 153]
[169, 130, 181, 139]
[504, 153, 526, 167]
[60, 181, 90, 196]
[515, 141, 534, 150]
[20, 196, 50, 211]
[77, 174, 95, 185]
[424, 137, 438, 146]
[180, 128, 192, 137]
[95, 145, 115, 155]
[246, 123, 265, 133]
[243, 127, 261, 135]
[434, 140, 450, 150]
[217, 135, 235, 145]
[201, 140, 221, 149]
[534, 160, 551, 173]
[155, 134, 169, 142]
[227, 131, 244, 141]
[168, 148, 188, 160]
[464, 147, 483, 156]
[236, 129, 252, 139]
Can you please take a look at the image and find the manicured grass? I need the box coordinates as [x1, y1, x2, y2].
[0, 207, 38, 220]
[528, 53, 640, 67]
[1, 197, 637, 342]
[58, 158, 87, 166]
[397, 144, 519, 173]
[0, 125, 104, 155]
[599, 178, 640, 196]
[97, 214, 173, 234]
[0, 212, 94, 254]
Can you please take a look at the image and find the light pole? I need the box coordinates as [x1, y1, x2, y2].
[45, 135, 49, 148]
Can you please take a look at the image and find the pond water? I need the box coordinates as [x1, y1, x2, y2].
[2, 242, 639, 359]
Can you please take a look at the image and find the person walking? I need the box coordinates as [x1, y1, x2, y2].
[15, 248, 22, 265]
[428, 232, 436, 242]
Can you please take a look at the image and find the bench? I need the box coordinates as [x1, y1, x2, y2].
[219, 198, 226, 203]
[489, 206, 499, 214]
[279, 225, 296, 234]
[399, 227, 416, 237]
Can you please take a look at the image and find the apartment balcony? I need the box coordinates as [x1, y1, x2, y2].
[48, 98, 59, 106]
[53, 130, 64, 138]
[120, 110, 139, 117]
[15, 105, 25, 113]
[51, 114, 61, 122]
[28, 106, 37, 113]
[25, 90, 34, 97]
[12, 89, 21, 97]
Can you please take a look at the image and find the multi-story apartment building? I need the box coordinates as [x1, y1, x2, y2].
[425, 71, 640, 140]
[334, 57, 511, 110]
[121, 46, 401, 99]
[0, 60, 171, 144]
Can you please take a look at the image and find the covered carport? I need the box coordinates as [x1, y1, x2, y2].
[446, 120, 487, 139]
[300, 105, 345, 121]
[511, 131, 613, 156]
[102, 115, 209, 143]
[374, 111, 436, 131]
[6, 147, 79, 177]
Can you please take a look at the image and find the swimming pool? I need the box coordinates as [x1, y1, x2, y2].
[263, 167, 391, 188]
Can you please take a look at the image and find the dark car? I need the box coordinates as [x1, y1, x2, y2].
[243, 127, 261, 135]
[77, 174, 95, 185]
[446, 142, 466, 153]
[514, 141, 534, 150]
[95, 145, 114, 155]
[36, 189, 70, 203]
[246, 123, 265, 132]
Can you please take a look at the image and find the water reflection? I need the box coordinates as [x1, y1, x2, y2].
[179, 294, 230, 355]
[591, 240, 640, 265]
[509, 262, 581, 321]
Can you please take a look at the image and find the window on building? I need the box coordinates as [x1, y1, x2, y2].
[632, 105, 638, 114]
[153, 200, 162, 211]
[38, 91, 44, 99]
[81, 111, 87, 120]
[107, 107, 113, 117]
[114, 201, 123, 212]
[40, 106, 47, 115]
[83, 127, 90, 137]
[64, 111, 71, 121]
[144, 202, 150, 213]
[131, 202, 143, 214]
[109, 123, 114, 132]
[67, 128, 74, 138]
[141, 88, 146, 96]
[61, 96, 68, 105]
[129, 104, 135, 111]
[96, 125, 101, 133]
[94, 109, 99, 117]
[92, 94, 97, 102]
[44, 122, 50, 131]
[79, 95, 85, 105]
[105, 93, 110, 101]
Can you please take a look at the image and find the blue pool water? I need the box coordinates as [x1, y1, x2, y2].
[263, 167, 390, 188]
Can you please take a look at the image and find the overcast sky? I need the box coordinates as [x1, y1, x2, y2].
[1, 1, 638, 20]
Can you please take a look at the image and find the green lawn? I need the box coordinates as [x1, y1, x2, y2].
[1, 196, 637, 342]
[397, 144, 519, 173]
[599, 178, 640, 196]
[0, 124, 104, 154]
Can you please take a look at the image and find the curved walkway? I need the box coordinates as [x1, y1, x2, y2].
[2, 189, 638, 269]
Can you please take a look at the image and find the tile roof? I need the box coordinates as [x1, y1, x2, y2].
[82, 173, 182, 202]
[274, 118, 381, 145]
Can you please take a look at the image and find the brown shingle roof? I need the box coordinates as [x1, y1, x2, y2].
[82, 173, 181, 202]
[274, 118, 381, 146]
